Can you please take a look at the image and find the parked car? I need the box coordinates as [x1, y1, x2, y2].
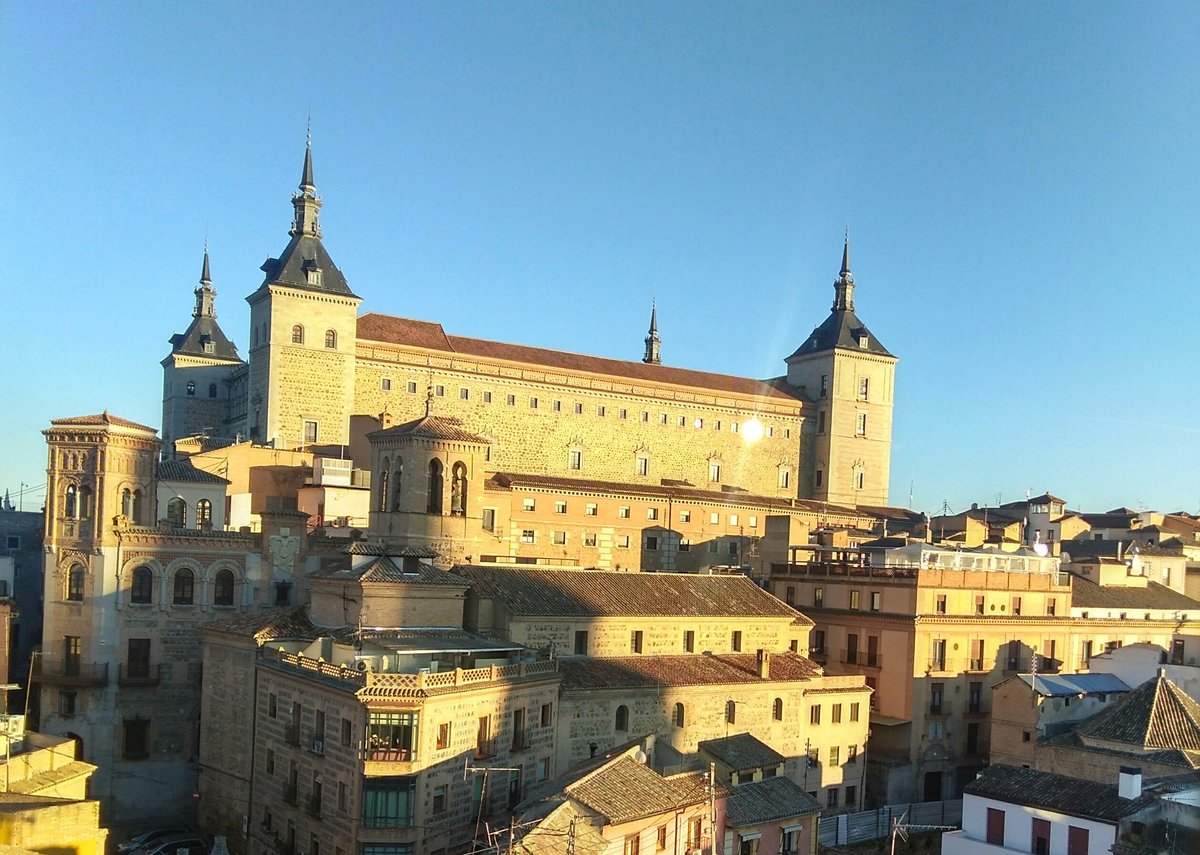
[129, 834, 206, 855]
[118, 829, 192, 855]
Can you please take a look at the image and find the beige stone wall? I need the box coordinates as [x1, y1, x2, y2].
[309, 580, 466, 629]
[504, 615, 805, 658]
[198, 634, 260, 847]
[0, 797, 107, 855]
[353, 347, 805, 498]
[162, 355, 242, 450]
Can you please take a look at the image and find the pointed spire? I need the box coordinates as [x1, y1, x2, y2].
[301, 122, 315, 190]
[832, 236, 856, 313]
[194, 244, 217, 319]
[200, 240, 211, 285]
[643, 300, 662, 365]
[291, 125, 323, 239]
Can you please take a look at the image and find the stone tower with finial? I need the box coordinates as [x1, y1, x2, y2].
[643, 301, 661, 365]
[161, 245, 245, 456]
[245, 132, 362, 450]
[785, 239, 897, 506]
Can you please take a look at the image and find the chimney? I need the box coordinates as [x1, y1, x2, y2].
[1118, 766, 1142, 800]
[379, 410, 394, 429]
[757, 649, 771, 679]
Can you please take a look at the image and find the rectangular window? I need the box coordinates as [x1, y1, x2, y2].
[829, 746, 840, 766]
[645, 535, 658, 551]
[553, 400, 562, 412]
[529, 396, 538, 408]
[684, 630, 695, 653]
[859, 377, 869, 401]
[126, 638, 151, 680]
[970, 639, 985, 671]
[848, 744, 858, 764]
[1012, 596, 1022, 616]
[931, 639, 947, 671]
[554, 501, 567, 514]
[585, 503, 597, 516]
[483, 391, 493, 403]
[617, 534, 631, 548]
[523, 498, 536, 512]
[574, 402, 583, 414]
[870, 591, 881, 612]
[268, 692, 277, 718]
[381, 378, 392, 391]
[123, 717, 150, 760]
[481, 508, 496, 532]
[827, 788, 839, 808]
[677, 416, 686, 427]
[1031, 818, 1050, 855]
[850, 590, 861, 610]
[636, 456, 649, 476]
[850, 702, 860, 722]
[338, 781, 348, 811]
[678, 538, 690, 552]
[815, 468, 824, 488]
[813, 587, 824, 607]
[619, 408, 627, 419]
[460, 388, 469, 400]
[936, 594, 947, 614]
[819, 374, 829, 397]
[855, 412, 867, 436]
[552, 531, 566, 545]
[930, 682, 944, 714]
[708, 540, 719, 554]
[541, 703, 553, 727]
[598, 406, 607, 417]
[407, 381, 418, 394]
[810, 705, 821, 725]
[437, 722, 451, 750]
[583, 533, 597, 547]
[618, 506, 630, 519]
[810, 629, 826, 654]
[729, 514, 738, 526]
[506, 394, 516, 406]
[748, 515, 757, 528]
[657, 826, 667, 851]
[361, 776, 416, 828]
[975, 594, 985, 615]
[624, 834, 640, 855]
[708, 462, 721, 482]
[432, 785, 448, 814]
[434, 385, 444, 397]
[731, 630, 742, 652]
[1067, 826, 1089, 855]
[647, 507, 659, 520]
[59, 690, 77, 716]
[520, 530, 535, 543]
[303, 420, 318, 443]
[1048, 597, 1057, 616]
[574, 631, 588, 655]
[832, 703, 842, 723]
[568, 450, 582, 470]
[710, 512, 720, 525]
[731, 421, 739, 433]
[511, 707, 527, 750]
[631, 631, 643, 654]
[640, 411, 649, 422]
[266, 749, 276, 774]
[969, 681, 983, 713]
[778, 468, 790, 488]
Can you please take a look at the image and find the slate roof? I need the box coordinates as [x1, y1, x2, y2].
[454, 566, 803, 619]
[370, 414, 489, 443]
[311, 556, 470, 587]
[157, 458, 231, 484]
[168, 314, 241, 361]
[567, 757, 710, 823]
[1069, 574, 1200, 612]
[698, 732, 785, 772]
[1018, 673, 1130, 697]
[1079, 512, 1138, 529]
[1076, 674, 1200, 753]
[259, 233, 356, 296]
[964, 764, 1151, 822]
[49, 412, 156, 432]
[725, 776, 822, 826]
[487, 471, 855, 516]
[357, 312, 804, 402]
[559, 652, 821, 691]
[786, 308, 892, 359]
[344, 541, 440, 558]
[201, 607, 318, 642]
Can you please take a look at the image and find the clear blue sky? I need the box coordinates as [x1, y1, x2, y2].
[3, 2, 1198, 516]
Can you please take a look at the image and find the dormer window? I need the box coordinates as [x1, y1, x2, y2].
[302, 258, 323, 287]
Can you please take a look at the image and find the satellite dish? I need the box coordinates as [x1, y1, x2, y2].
[1033, 542, 1049, 557]
[355, 660, 369, 672]
[633, 749, 648, 764]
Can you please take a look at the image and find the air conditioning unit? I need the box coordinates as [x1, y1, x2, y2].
[311, 738, 324, 755]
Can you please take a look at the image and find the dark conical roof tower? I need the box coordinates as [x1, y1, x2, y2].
[643, 301, 662, 364]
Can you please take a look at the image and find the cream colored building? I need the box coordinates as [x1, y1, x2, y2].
[163, 143, 898, 510]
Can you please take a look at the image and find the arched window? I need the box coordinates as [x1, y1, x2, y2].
[391, 459, 404, 511]
[187, 381, 196, 396]
[121, 488, 134, 518]
[427, 459, 444, 514]
[64, 484, 77, 517]
[377, 458, 390, 513]
[615, 704, 629, 732]
[773, 697, 784, 721]
[130, 566, 153, 604]
[174, 568, 195, 605]
[67, 565, 85, 601]
[291, 324, 304, 344]
[325, 329, 337, 349]
[673, 703, 685, 728]
[208, 383, 218, 398]
[197, 499, 212, 527]
[78, 486, 93, 518]
[450, 462, 468, 515]
[214, 569, 235, 606]
[166, 497, 186, 528]
[131, 489, 144, 524]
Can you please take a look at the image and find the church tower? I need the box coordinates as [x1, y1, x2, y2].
[786, 241, 896, 506]
[161, 248, 244, 456]
[643, 302, 662, 365]
[246, 138, 361, 449]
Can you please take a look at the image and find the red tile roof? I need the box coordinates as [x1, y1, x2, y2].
[357, 312, 802, 402]
[49, 412, 156, 432]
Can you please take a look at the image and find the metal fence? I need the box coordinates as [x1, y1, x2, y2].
[819, 800, 962, 847]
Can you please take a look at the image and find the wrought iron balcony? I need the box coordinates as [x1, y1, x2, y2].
[33, 659, 108, 688]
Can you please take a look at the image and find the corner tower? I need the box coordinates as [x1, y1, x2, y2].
[246, 139, 361, 449]
[161, 248, 245, 455]
[786, 241, 896, 506]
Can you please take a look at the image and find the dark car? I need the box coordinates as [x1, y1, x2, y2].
[118, 829, 192, 855]
[129, 834, 206, 855]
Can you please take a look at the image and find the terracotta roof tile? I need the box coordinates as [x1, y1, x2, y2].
[357, 312, 803, 402]
[201, 607, 317, 642]
[698, 732, 785, 772]
[725, 776, 821, 827]
[371, 414, 489, 443]
[964, 764, 1152, 822]
[559, 652, 820, 691]
[455, 566, 802, 619]
[1069, 574, 1200, 612]
[1076, 674, 1200, 752]
[567, 758, 710, 823]
[158, 459, 231, 484]
[49, 412, 156, 432]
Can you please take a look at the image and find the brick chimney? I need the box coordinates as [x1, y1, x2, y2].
[757, 649, 771, 679]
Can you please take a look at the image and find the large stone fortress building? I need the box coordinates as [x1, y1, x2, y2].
[163, 143, 897, 509]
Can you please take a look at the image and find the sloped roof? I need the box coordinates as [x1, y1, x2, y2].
[357, 312, 803, 402]
[725, 776, 821, 826]
[258, 233, 356, 296]
[964, 764, 1150, 822]
[370, 414, 489, 443]
[1018, 673, 1130, 697]
[49, 412, 156, 432]
[559, 652, 821, 691]
[158, 458, 230, 484]
[786, 308, 892, 359]
[454, 566, 803, 620]
[1076, 673, 1200, 752]
[168, 314, 241, 362]
[201, 607, 317, 642]
[1070, 574, 1200, 612]
[698, 732, 785, 772]
[312, 556, 469, 587]
[567, 758, 710, 823]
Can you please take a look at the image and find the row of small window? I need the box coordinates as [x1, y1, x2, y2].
[813, 409, 869, 437]
[935, 593, 1059, 617]
[184, 381, 219, 398]
[807, 700, 863, 725]
[518, 529, 742, 554]
[165, 498, 214, 528]
[378, 378, 790, 436]
[252, 325, 339, 349]
[522, 498, 763, 528]
[621, 819, 708, 854]
[801, 588, 883, 611]
[580, 628, 748, 657]
[818, 372, 872, 403]
[63, 564, 238, 606]
[983, 807, 1092, 853]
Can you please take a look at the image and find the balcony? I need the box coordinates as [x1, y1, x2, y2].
[968, 658, 986, 672]
[33, 659, 109, 688]
[510, 728, 532, 753]
[927, 658, 948, 673]
[475, 737, 497, 760]
[119, 663, 161, 687]
[841, 650, 882, 668]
